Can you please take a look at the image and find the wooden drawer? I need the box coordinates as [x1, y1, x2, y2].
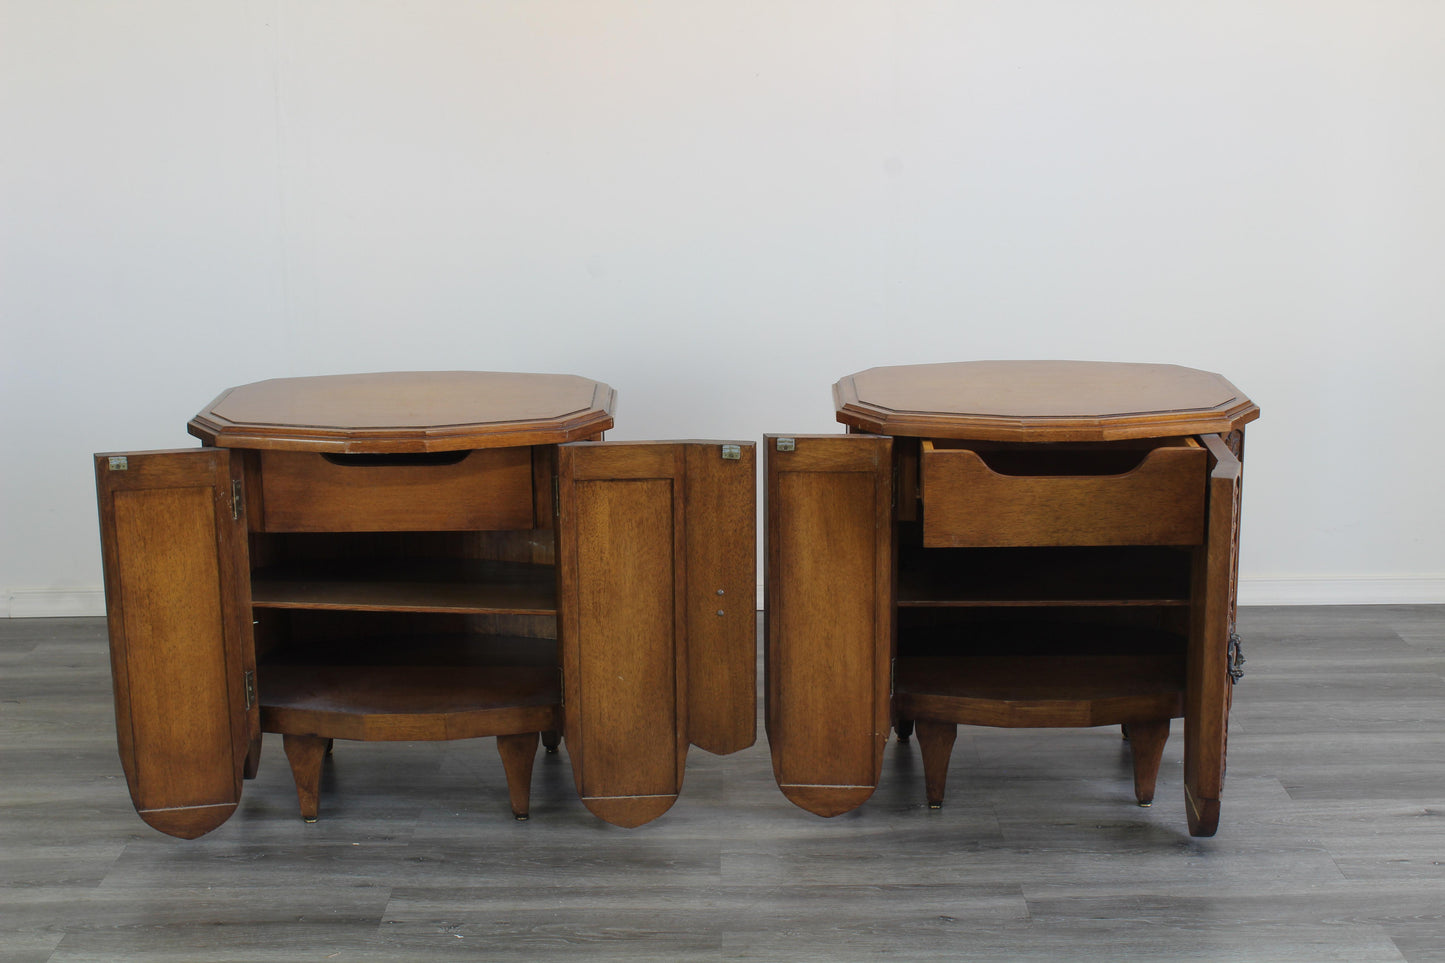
[258, 448, 534, 533]
[919, 438, 1206, 548]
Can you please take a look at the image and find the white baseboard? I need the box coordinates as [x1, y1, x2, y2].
[4, 589, 107, 619]
[5, 578, 1443, 619]
[1237, 576, 1445, 606]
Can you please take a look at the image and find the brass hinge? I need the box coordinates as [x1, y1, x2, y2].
[1227, 634, 1246, 684]
[243, 669, 256, 710]
[231, 479, 243, 520]
[721, 444, 741, 461]
[552, 475, 560, 518]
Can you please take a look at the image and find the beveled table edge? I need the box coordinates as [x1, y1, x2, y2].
[188, 377, 617, 453]
[833, 363, 1259, 442]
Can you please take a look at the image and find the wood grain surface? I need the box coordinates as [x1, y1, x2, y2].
[765, 434, 893, 818]
[92, 450, 256, 840]
[835, 361, 1260, 442]
[919, 439, 1206, 547]
[188, 371, 616, 452]
[256, 447, 534, 532]
[557, 443, 688, 828]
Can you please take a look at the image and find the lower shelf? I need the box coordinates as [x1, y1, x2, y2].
[257, 633, 562, 741]
[894, 653, 1185, 729]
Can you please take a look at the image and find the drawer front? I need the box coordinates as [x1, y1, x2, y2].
[920, 440, 1206, 548]
[258, 448, 534, 532]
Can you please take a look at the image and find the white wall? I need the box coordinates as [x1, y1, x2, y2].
[3, 1, 1442, 615]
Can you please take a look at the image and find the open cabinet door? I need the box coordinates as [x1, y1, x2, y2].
[682, 443, 757, 756]
[1184, 433, 1242, 837]
[765, 434, 893, 817]
[94, 449, 256, 838]
[556, 440, 755, 828]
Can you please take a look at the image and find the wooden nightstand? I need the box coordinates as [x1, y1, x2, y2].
[765, 361, 1258, 836]
[95, 371, 755, 837]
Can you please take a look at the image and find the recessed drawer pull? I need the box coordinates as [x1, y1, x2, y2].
[320, 451, 470, 468]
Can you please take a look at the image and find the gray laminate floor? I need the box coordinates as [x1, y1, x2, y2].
[3, 607, 1444, 962]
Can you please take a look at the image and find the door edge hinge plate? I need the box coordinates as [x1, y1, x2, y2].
[243, 669, 256, 710]
[231, 479, 243, 520]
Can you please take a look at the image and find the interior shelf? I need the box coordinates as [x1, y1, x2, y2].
[259, 664, 559, 715]
[896, 545, 1191, 607]
[893, 653, 1185, 728]
[258, 664, 560, 741]
[256, 632, 561, 740]
[250, 559, 556, 615]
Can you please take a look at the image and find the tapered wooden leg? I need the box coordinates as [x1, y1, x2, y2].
[243, 733, 262, 779]
[541, 730, 561, 754]
[914, 719, 958, 810]
[1126, 719, 1170, 807]
[496, 733, 540, 820]
[282, 734, 328, 823]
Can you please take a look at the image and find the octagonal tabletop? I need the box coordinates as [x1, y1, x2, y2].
[189, 371, 616, 452]
[834, 361, 1258, 442]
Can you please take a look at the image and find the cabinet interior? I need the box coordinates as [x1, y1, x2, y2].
[248, 529, 560, 706]
[893, 520, 1190, 709]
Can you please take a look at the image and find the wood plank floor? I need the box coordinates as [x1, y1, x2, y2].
[2, 607, 1443, 962]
